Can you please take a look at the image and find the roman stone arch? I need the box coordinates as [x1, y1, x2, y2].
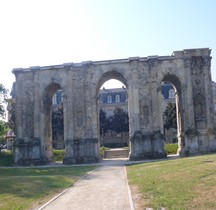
[13, 48, 216, 165]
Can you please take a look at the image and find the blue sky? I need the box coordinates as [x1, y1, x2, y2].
[0, 0, 216, 90]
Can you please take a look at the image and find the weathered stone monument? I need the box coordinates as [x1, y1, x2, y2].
[13, 48, 216, 165]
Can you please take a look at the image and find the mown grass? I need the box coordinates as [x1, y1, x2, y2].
[0, 166, 97, 210]
[127, 154, 216, 210]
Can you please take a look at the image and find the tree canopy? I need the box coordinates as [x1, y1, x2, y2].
[110, 107, 129, 133]
[52, 103, 64, 139]
[0, 84, 8, 139]
[100, 107, 129, 135]
[0, 84, 7, 119]
[99, 109, 109, 135]
[163, 102, 177, 129]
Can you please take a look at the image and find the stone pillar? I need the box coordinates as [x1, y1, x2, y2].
[13, 71, 24, 165]
[150, 81, 166, 158]
[128, 85, 141, 160]
[183, 49, 216, 155]
[128, 87, 140, 135]
[63, 67, 99, 164]
[63, 69, 75, 163]
[14, 71, 23, 139]
[33, 69, 40, 138]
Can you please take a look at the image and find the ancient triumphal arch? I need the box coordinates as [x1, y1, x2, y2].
[13, 48, 216, 166]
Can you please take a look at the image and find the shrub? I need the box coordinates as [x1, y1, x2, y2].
[164, 143, 178, 154]
[99, 146, 109, 157]
[53, 149, 65, 162]
[0, 150, 13, 166]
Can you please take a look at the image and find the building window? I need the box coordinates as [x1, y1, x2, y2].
[52, 94, 57, 105]
[115, 94, 120, 102]
[107, 95, 112, 103]
[169, 89, 175, 99]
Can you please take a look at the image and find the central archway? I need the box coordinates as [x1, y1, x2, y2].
[96, 70, 130, 158]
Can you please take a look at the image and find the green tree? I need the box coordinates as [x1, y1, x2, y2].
[99, 109, 109, 135]
[0, 120, 8, 145]
[52, 103, 64, 140]
[7, 99, 16, 134]
[109, 107, 129, 133]
[0, 84, 7, 119]
[0, 84, 8, 142]
[163, 102, 177, 129]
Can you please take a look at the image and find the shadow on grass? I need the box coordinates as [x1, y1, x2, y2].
[0, 166, 97, 199]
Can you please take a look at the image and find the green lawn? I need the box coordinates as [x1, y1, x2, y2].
[0, 166, 97, 210]
[127, 154, 216, 210]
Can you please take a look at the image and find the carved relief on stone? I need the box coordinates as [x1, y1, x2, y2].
[184, 58, 191, 68]
[191, 56, 204, 75]
[192, 77, 205, 96]
[140, 97, 151, 128]
[194, 93, 206, 117]
[23, 92, 34, 139]
[203, 57, 211, 67]
[189, 56, 207, 124]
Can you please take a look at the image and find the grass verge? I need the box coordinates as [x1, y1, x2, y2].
[127, 154, 216, 210]
[0, 166, 97, 210]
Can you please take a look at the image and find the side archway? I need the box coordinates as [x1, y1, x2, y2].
[42, 82, 63, 162]
[161, 74, 184, 154]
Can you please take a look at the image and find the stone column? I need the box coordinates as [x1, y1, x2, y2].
[13, 70, 24, 165]
[63, 68, 75, 163]
[128, 86, 140, 135]
[33, 69, 40, 139]
[128, 83, 142, 160]
[14, 72, 23, 139]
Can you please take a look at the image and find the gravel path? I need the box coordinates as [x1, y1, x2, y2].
[39, 159, 134, 210]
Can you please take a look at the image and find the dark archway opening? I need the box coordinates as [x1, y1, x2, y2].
[43, 83, 64, 163]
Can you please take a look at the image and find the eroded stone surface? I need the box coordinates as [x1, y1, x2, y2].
[13, 48, 216, 165]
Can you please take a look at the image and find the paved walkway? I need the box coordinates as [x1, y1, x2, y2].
[39, 159, 134, 210]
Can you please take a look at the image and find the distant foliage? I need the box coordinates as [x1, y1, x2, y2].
[99, 146, 109, 157]
[0, 121, 8, 143]
[7, 99, 16, 134]
[99, 109, 109, 135]
[109, 107, 129, 133]
[52, 103, 64, 139]
[0, 84, 8, 119]
[53, 149, 65, 161]
[164, 143, 178, 154]
[163, 102, 177, 130]
[0, 150, 13, 166]
[99, 107, 129, 135]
